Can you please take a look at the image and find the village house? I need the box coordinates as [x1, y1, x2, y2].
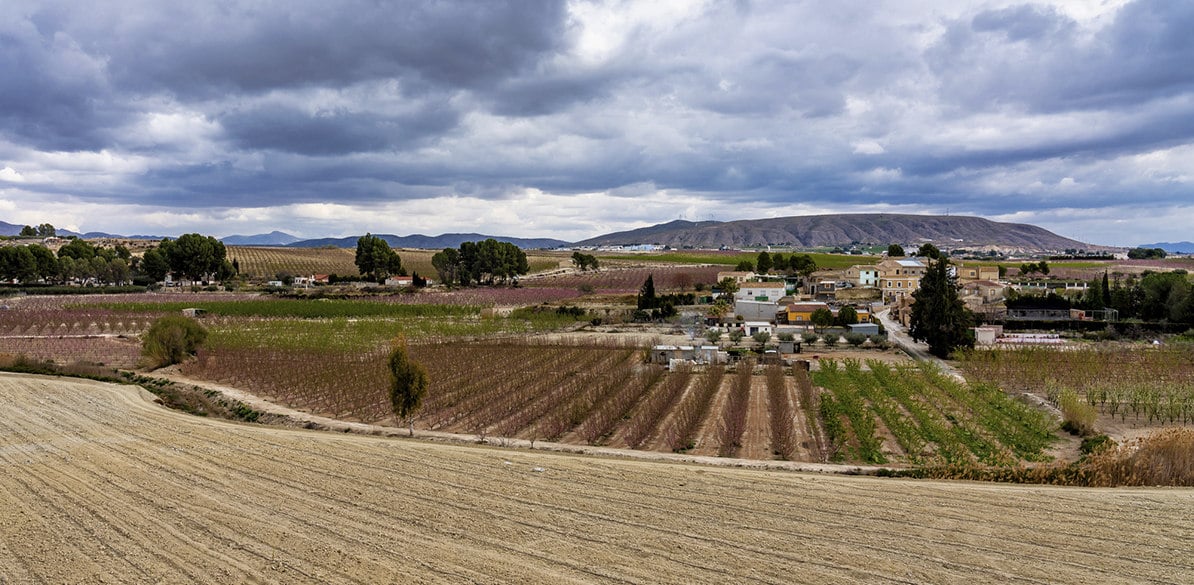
[736, 281, 787, 302]
[961, 280, 1008, 304]
[843, 265, 880, 288]
[733, 299, 783, 322]
[787, 301, 830, 326]
[384, 275, 413, 287]
[877, 258, 926, 303]
[954, 263, 1000, 282]
[717, 271, 757, 284]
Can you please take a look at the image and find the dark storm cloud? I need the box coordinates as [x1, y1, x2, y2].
[219, 102, 460, 155]
[0, 0, 570, 152]
[96, 0, 570, 96]
[0, 13, 119, 150]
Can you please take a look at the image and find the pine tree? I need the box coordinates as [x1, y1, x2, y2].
[909, 258, 975, 358]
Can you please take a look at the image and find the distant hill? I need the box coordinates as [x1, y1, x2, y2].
[221, 231, 300, 246]
[1139, 242, 1194, 254]
[576, 214, 1089, 252]
[289, 233, 569, 250]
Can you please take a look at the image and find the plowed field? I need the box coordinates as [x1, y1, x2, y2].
[2, 373, 1192, 584]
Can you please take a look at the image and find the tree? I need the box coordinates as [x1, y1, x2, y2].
[19, 225, 37, 237]
[142, 315, 208, 369]
[0, 246, 37, 282]
[836, 305, 859, 326]
[167, 234, 229, 281]
[637, 274, 658, 310]
[57, 238, 99, 261]
[789, 254, 817, 277]
[704, 329, 723, 344]
[756, 251, 773, 274]
[355, 233, 403, 280]
[431, 247, 460, 285]
[388, 337, 429, 437]
[717, 277, 740, 297]
[140, 247, 171, 282]
[810, 308, 835, 332]
[571, 251, 599, 271]
[909, 258, 975, 358]
[917, 243, 941, 260]
[36, 223, 56, 237]
[735, 260, 754, 272]
[886, 244, 905, 257]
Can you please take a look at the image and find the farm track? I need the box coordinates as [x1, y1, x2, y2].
[3, 373, 1193, 584]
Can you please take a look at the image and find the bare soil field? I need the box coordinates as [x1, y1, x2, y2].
[2, 373, 1192, 584]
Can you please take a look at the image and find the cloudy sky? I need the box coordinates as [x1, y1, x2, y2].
[2, 0, 1191, 246]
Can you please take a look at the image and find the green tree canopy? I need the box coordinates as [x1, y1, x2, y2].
[19, 225, 37, 237]
[431, 239, 528, 286]
[886, 244, 905, 257]
[571, 251, 599, 271]
[810, 307, 835, 332]
[917, 243, 942, 260]
[355, 233, 403, 280]
[909, 258, 975, 358]
[388, 337, 429, 436]
[836, 305, 859, 326]
[734, 260, 755, 272]
[163, 234, 230, 281]
[756, 251, 773, 274]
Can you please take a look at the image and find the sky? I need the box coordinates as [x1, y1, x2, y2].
[1, 0, 1191, 246]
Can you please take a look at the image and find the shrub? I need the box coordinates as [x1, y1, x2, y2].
[777, 332, 795, 342]
[1080, 434, 1115, 455]
[142, 315, 208, 369]
[822, 333, 840, 347]
[801, 332, 819, 345]
[843, 332, 867, 347]
[728, 328, 746, 342]
[752, 331, 771, 345]
[868, 335, 889, 349]
[1057, 388, 1096, 436]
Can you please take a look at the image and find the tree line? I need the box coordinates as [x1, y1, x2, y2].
[431, 239, 529, 286]
[1, 233, 233, 286]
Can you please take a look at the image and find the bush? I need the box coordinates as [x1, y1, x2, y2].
[752, 331, 771, 345]
[868, 335, 889, 349]
[822, 333, 840, 347]
[142, 315, 208, 369]
[777, 332, 795, 342]
[844, 332, 867, 347]
[1080, 434, 1115, 455]
[1057, 388, 1096, 436]
[801, 332, 819, 345]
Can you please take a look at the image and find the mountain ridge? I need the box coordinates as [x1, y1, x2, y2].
[576, 214, 1091, 252]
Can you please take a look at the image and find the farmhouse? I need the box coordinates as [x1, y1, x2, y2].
[843, 265, 880, 287]
[717, 271, 757, 284]
[385, 276, 413, 287]
[787, 301, 830, 325]
[878, 258, 926, 302]
[736, 281, 787, 302]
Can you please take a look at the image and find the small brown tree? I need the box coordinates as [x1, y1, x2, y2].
[388, 337, 429, 436]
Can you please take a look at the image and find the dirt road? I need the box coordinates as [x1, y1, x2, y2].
[2, 372, 1192, 584]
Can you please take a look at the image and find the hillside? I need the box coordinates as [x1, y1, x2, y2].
[577, 214, 1089, 252]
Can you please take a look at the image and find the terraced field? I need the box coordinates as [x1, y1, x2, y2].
[2, 373, 1192, 584]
